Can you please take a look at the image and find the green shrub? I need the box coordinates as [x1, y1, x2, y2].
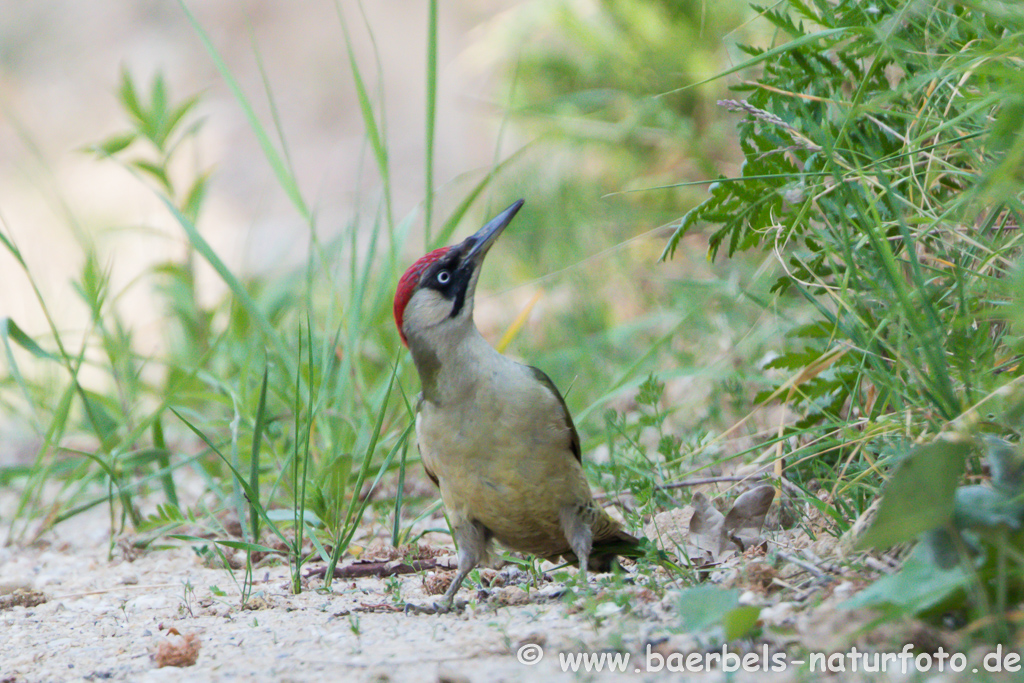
[666, 0, 1024, 459]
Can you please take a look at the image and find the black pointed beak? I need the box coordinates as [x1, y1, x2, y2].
[463, 199, 524, 264]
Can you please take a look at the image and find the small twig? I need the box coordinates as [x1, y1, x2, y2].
[657, 474, 807, 499]
[863, 555, 899, 575]
[775, 551, 828, 579]
[305, 558, 446, 580]
[795, 547, 841, 575]
[656, 475, 755, 491]
[355, 602, 405, 613]
[770, 576, 800, 592]
[50, 583, 183, 601]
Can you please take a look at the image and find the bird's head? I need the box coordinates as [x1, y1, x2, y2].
[394, 199, 524, 348]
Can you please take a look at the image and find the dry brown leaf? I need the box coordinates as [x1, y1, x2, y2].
[688, 486, 777, 563]
[491, 586, 530, 606]
[423, 571, 453, 596]
[690, 492, 727, 557]
[153, 632, 201, 668]
[724, 485, 776, 551]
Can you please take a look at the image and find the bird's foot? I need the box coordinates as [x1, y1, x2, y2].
[402, 598, 467, 615]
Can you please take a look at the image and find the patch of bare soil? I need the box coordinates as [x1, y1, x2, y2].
[10, 471, 998, 683]
[0, 482, 891, 683]
[0, 516, 657, 681]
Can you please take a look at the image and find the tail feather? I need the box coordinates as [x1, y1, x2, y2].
[589, 532, 681, 572]
[588, 528, 642, 572]
[553, 507, 680, 572]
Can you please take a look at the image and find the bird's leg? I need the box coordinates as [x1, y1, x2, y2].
[436, 519, 488, 612]
[560, 505, 593, 589]
[405, 519, 488, 615]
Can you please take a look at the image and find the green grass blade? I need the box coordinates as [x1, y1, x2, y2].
[151, 416, 179, 508]
[391, 440, 409, 547]
[337, 421, 414, 555]
[154, 192, 290, 366]
[335, 0, 393, 231]
[170, 407, 290, 548]
[171, 534, 280, 555]
[324, 356, 401, 587]
[250, 363, 270, 542]
[432, 145, 531, 248]
[177, 0, 310, 221]
[424, 0, 438, 244]
[656, 27, 852, 98]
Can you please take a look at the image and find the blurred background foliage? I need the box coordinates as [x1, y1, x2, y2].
[483, 0, 778, 431]
[665, 0, 1024, 476]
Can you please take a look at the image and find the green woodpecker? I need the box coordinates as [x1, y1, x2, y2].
[393, 199, 639, 609]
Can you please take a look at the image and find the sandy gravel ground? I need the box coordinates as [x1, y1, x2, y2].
[0, 501, 721, 683]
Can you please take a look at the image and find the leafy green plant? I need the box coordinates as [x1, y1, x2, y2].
[1, 69, 213, 548]
[620, 0, 1024, 646]
[92, 70, 213, 383]
[595, 375, 688, 526]
[665, 0, 1024, 436]
[852, 432, 1024, 641]
[672, 585, 761, 641]
[3, 9, 431, 584]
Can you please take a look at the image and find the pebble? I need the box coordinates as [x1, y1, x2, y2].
[128, 594, 170, 611]
[594, 601, 623, 618]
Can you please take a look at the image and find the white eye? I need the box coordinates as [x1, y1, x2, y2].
[436, 270, 451, 284]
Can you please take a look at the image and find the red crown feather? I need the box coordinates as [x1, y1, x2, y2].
[393, 247, 450, 346]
